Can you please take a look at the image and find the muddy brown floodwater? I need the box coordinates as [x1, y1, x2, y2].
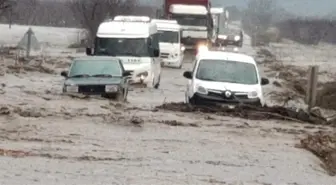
[0, 35, 335, 184]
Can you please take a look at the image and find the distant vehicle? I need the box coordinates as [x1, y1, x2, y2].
[60, 56, 131, 101]
[86, 15, 162, 89]
[216, 28, 243, 47]
[182, 49, 269, 106]
[160, 0, 214, 49]
[151, 19, 185, 68]
[210, 7, 224, 43]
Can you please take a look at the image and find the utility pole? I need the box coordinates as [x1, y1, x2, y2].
[306, 65, 319, 112]
[26, 28, 33, 58]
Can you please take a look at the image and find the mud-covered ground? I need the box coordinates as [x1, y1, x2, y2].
[0, 24, 335, 185]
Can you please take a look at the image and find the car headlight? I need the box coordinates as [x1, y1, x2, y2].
[247, 91, 258, 98]
[196, 85, 208, 94]
[105, 85, 118, 92]
[234, 35, 240, 41]
[136, 71, 148, 79]
[197, 45, 208, 53]
[65, 85, 78, 92]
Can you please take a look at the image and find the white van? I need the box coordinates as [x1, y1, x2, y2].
[86, 16, 162, 88]
[151, 19, 185, 68]
[183, 49, 269, 107]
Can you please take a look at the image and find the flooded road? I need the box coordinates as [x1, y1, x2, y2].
[0, 33, 335, 185]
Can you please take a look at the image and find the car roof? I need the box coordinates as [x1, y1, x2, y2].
[73, 56, 120, 62]
[196, 51, 256, 65]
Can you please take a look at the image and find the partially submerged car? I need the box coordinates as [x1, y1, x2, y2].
[60, 56, 131, 101]
[216, 28, 243, 47]
[183, 49, 269, 107]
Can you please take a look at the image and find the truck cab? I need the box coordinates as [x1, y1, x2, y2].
[168, 4, 213, 49]
[86, 16, 162, 88]
[210, 7, 224, 44]
[151, 19, 185, 68]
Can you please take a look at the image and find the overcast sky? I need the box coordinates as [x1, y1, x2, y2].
[140, 0, 335, 17]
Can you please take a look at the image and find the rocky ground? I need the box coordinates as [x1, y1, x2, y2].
[0, 24, 335, 185]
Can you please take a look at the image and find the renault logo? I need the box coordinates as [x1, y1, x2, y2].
[224, 90, 232, 98]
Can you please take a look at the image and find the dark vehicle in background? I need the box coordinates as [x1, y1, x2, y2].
[60, 56, 131, 101]
[216, 28, 243, 47]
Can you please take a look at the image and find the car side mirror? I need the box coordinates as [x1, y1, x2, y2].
[61, 71, 68, 77]
[86, 47, 93, 55]
[123, 71, 132, 76]
[183, 71, 192, 79]
[261, 77, 269, 85]
[153, 48, 159, 57]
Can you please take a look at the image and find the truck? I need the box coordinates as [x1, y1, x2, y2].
[161, 0, 214, 50]
[210, 7, 224, 44]
[151, 19, 185, 68]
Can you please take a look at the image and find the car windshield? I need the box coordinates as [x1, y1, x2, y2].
[69, 59, 122, 77]
[195, 59, 258, 84]
[94, 37, 149, 57]
[157, 30, 179, 43]
[171, 14, 207, 26]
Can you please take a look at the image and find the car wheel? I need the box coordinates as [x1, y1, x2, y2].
[189, 96, 198, 105]
[255, 100, 263, 107]
[124, 87, 129, 101]
[154, 75, 160, 89]
[103, 93, 116, 99]
[115, 91, 126, 102]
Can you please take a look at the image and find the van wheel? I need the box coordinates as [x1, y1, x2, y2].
[123, 88, 128, 102]
[154, 75, 160, 89]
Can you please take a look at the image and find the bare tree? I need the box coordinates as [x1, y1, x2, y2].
[0, 0, 10, 10]
[0, 0, 14, 17]
[16, 0, 39, 25]
[69, 0, 137, 45]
